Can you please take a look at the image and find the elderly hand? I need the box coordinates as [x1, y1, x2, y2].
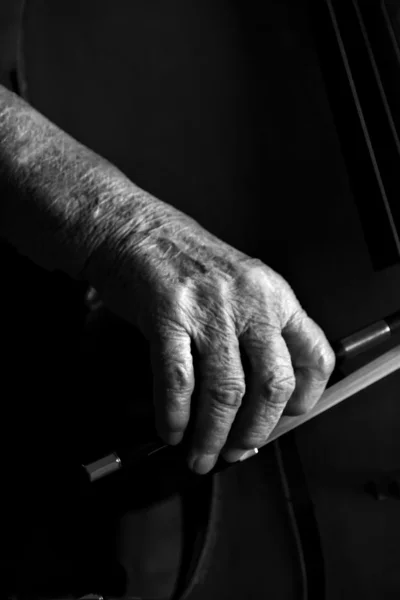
[83, 202, 335, 475]
[0, 87, 335, 474]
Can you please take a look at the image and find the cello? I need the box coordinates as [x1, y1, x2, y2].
[2, 0, 400, 598]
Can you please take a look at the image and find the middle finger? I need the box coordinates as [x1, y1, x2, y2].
[187, 329, 246, 474]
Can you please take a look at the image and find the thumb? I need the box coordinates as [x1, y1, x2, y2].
[282, 311, 336, 415]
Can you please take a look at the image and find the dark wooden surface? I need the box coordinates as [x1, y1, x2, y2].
[2, 0, 400, 598]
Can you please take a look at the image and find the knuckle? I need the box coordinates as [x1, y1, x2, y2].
[212, 275, 231, 298]
[208, 382, 245, 410]
[319, 344, 336, 378]
[240, 261, 269, 292]
[164, 360, 194, 394]
[243, 259, 286, 291]
[236, 263, 295, 328]
[259, 370, 296, 404]
[309, 340, 336, 383]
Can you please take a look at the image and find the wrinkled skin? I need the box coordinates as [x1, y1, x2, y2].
[84, 201, 336, 474]
[0, 87, 335, 475]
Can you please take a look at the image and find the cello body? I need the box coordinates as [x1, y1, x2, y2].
[1, 0, 400, 598]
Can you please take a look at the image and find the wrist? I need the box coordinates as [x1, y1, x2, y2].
[0, 86, 157, 279]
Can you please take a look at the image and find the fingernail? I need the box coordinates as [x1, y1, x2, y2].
[222, 448, 259, 463]
[157, 428, 184, 446]
[165, 432, 184, 446]
[188, 453, 218, 475]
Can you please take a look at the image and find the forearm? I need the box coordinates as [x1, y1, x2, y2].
[0, 85, 163, 279]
